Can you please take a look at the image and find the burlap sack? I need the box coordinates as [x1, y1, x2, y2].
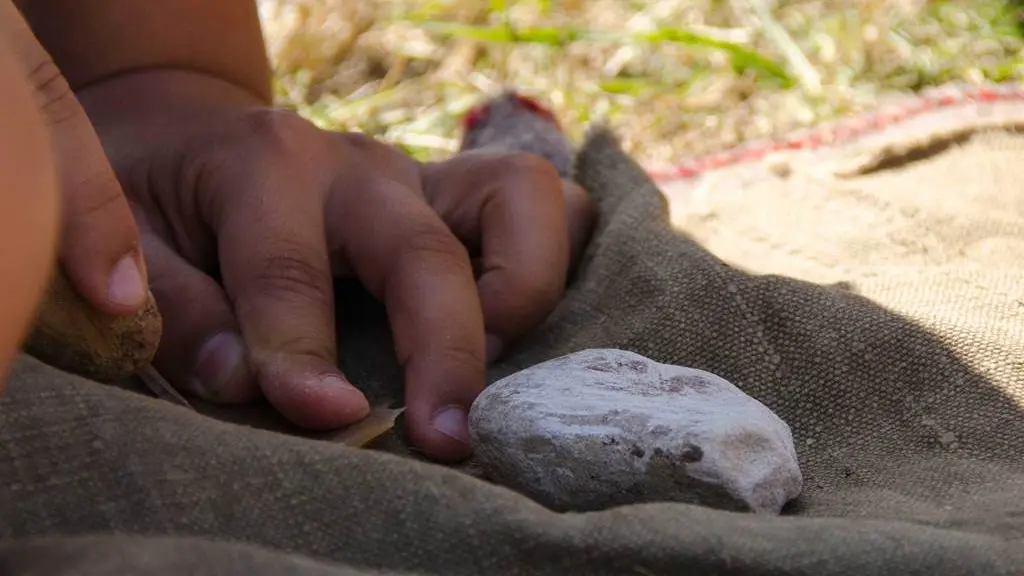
[0, 86, 1021, 575]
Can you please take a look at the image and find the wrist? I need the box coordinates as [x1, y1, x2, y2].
[75, 68, 269, 164]
[76, 67, 268, 125]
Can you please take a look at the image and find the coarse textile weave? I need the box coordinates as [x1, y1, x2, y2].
[0, 88, 1022, 575]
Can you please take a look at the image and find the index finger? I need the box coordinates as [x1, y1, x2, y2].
[329, 174, 485, 463]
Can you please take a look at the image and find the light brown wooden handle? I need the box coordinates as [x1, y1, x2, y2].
[23, 267, 163, 383]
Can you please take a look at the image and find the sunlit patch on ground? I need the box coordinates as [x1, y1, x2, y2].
[257, 0, 1023, 168]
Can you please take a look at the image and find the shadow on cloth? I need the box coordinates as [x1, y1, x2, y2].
[0, 126, 1022, 575]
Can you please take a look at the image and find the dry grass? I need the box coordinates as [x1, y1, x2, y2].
[256, 0, 1023, 168]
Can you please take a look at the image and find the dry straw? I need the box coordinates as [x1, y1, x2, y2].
[257, 0, 1023, 168]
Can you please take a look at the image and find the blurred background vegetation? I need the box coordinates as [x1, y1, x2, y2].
[257, 0, 1023, 168]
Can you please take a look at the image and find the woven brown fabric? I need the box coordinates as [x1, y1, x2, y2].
[0, 93, 1022, 575]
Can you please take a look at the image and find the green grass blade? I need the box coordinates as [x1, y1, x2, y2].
[411, 20, 790, 82]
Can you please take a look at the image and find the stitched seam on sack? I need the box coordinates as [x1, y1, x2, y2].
[700, 248, 782, 387]
[695, 240, 1013, 459]
[827, 283, 1021, 461]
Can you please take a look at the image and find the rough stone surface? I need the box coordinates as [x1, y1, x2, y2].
[468, 348, 803, 514]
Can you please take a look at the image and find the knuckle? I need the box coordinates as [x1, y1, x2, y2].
[67, 171, 130, 223]
[496, 151, 562, 187]
[400, 224, 471, 269]
[265, 333, 334, 360]
[25, 59, 79, 126]
[232, 243, 332, 311]
[434, 340, 487, 379]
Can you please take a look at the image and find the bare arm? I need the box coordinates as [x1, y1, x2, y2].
[13, 0, 272, 103]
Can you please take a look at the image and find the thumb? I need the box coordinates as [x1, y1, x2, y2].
[1, 3, 147, 316]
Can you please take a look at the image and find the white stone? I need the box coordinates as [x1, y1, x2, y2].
[468, 348, 803, 513]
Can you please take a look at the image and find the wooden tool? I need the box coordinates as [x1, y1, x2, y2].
[24, 265, 172, 398]
[22, 266, 397, 446]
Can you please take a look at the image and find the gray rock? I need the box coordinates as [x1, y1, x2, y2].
[468, 348, 803, 513]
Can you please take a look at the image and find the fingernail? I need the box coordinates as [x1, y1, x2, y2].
[319, 375, 364, 394]
[431, 405, 470, 445]
[194, 332, 248, 398]
[107, 253, 146, 308]
[485, 333, 504, 364]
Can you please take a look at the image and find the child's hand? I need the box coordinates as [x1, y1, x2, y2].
[0, 1, 147, 390]
[1, 1, 148, 320]
[77, 70, 591, 462]
[0, 28, 60, 387]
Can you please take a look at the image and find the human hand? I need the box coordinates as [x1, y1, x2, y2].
[0, 1, 149, 325]
[76, 70, 594, 461]
[0, 17, 61, 387]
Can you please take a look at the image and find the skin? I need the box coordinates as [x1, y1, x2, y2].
[5, 0, 149, 318]
[0, 17, 61, 390]
[9, 0, 595, 462]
